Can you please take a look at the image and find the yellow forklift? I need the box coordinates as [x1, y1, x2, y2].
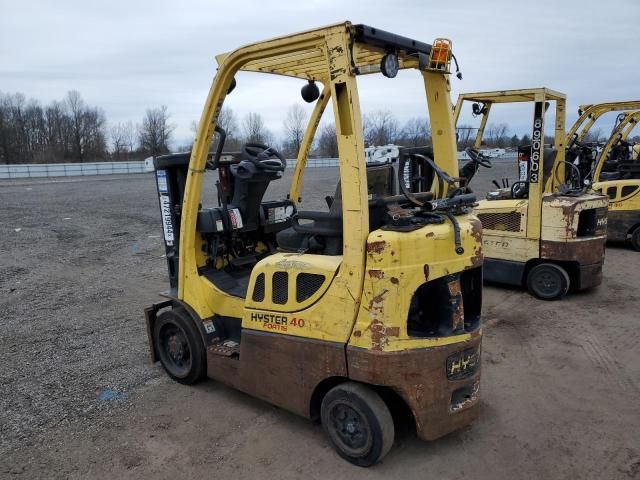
[587, 110, 640, 250]
[564, 101, 640, 185]
[453, 88, 608, 300]
[145, 22, 483, 466]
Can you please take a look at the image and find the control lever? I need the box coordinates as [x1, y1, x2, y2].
[492, 180, 501, 189]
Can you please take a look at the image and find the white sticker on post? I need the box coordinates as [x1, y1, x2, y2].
[159, 194, 174, 246]
[203, 320, 216, 334]
[156, 169, 168, 193]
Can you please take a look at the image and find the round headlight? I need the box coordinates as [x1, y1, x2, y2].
[380, 53, 399, 78]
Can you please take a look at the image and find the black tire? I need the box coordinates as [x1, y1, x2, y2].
[527, 263, 570, 300]
[321, 382, 394, 467]
[630, 228, 640, 251]
[153, 308, 207, 385]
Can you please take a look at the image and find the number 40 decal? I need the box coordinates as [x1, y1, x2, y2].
[290, 317, 305, 328]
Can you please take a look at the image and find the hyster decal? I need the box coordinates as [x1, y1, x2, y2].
[483, 239, 510, 248]
[250, 312, 306, 332]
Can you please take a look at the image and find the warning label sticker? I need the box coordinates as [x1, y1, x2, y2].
[156, 169, 168, 193]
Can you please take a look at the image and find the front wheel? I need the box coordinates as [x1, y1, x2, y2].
[321, 382, 394, 467]
[630, 228, 640, 251]
[527, 263, 570, 300]
[153, 308, 207, 384]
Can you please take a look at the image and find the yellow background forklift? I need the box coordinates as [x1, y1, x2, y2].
[453, 88, 608, 300]
[567, 101, 640, 251]
[145, 22, 483, 466]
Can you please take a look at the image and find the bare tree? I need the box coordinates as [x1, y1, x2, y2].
[316, 123, 338, 158]
[363, 110, 399, 146]
[282, 104, 307, 157]
[486, 123, 509, 147]
[584, 127, 603, 143]
[242, 112, 272, 145]
[110, 121, 136, 160]
[455, 124, 475, 149]
[401, 117, 431, 147]
[64, 90, 107, 162]
[0, 90, 108, 164]
[138, 105, 174, 155]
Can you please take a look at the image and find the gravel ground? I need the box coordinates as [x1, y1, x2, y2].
[1, 162, 639, 479]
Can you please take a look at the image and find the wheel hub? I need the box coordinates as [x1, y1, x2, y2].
[537, 273, 557, 291]
[330, 404, 370, 455]
[167, 335, 185, 360]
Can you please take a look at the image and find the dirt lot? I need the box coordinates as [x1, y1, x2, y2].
[1, 163, 639, 479]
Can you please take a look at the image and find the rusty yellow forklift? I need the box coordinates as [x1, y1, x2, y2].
[553, 100, 640, 249]
[587, 110, 640, 249]
[453, 88, 608, 300]
[564, 101, 640, 184]
[145, 23, 483, 466]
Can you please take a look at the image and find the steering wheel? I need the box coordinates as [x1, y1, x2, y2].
[511, 181, 528, 199]
[554, 160, 582, 188]
[243, 143, 287, 172]
[465, 147, 493, 168]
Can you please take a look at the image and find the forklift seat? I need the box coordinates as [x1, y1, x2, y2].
[276, 164, 396, 255]
[599, 171, 622, 181]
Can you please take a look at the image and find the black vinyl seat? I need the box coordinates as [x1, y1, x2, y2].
[599, 171, 622, 181]
[276, 164, 396, 255]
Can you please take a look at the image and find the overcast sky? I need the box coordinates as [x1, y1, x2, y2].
[2, 0, 639, 146]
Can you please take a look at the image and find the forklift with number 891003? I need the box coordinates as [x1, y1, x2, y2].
[454, 88, 608, 300]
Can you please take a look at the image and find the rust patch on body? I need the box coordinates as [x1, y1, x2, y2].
[469, 247, 484, 268]
[425, 232, 435, 238]
[447, 277, 464, 331]
[368, 269, 384, 279]
[540, 238, 605, 265]
[353, 330, 361, 337]
[390, 276, 399, 285]
[367, 289, 397, 350]
[424, 264, 430, 280]
[469, 216, 483, 243]
[367, 240, 387, 254]
[346, 332, 482, 440]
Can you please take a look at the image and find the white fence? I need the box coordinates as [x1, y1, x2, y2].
[2, 154, 520, 180]
[0, 159, 344, 179]
[0, 161, 147, 179]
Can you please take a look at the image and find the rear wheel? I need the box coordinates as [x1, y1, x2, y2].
[153, 308, 206, 384]
[630, 228, 640, 251]
[321, 382, 394, 467]
[527, 263, 570, 300]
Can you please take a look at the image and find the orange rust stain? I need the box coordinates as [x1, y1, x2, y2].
[367, 289, 395, 350]
[368, 319, 399, 351]
[425, 232, 435, 238]
[353, 330, 362, 337]
[366, 240, 387, 254]
[469, 247, 483, 268]
[368, 269, 384, 279]
[469, 216, 483, 243]
[370, 289, 389, 306]
[447, 277, 464, 330]
[390, 276, 399, 285]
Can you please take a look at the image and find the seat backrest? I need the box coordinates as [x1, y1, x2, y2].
[229, 160, 281, 230]
[328, 163, 396, 230]
[329, 163, 395, 211]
